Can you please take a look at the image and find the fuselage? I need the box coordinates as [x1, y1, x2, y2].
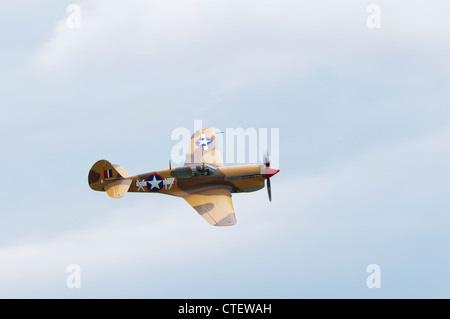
[126, 164, 279, 197]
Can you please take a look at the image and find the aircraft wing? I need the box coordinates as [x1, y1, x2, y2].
[183, 187, 236, 226]
[184, 128, 223, 167]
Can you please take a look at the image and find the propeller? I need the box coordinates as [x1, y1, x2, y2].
[267, 178, 272, 202]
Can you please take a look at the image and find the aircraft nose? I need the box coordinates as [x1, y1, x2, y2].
[264, 166, 280, 178]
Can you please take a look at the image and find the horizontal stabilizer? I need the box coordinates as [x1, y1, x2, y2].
[105, 179, 132, 198]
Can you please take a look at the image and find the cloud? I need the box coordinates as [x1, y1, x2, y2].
[2, 0, 449, 298]
[32, 0, 450, 83]
[0, 189, 285, 297]
[1, 126, 449, 297]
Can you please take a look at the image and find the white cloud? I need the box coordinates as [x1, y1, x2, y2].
[32, 0, 450, 84]
[0, 190, 284, 297]
[1, 127, 449, 297]
[2, 0, 449, 298]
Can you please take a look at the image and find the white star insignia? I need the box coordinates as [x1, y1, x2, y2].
[147, 175, 162, 190]
[198, 133, 210, 150]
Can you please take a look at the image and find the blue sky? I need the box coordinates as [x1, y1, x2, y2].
[0, 0, 449, 298]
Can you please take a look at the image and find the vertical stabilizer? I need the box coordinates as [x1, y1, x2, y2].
[88, 159, 131, 198]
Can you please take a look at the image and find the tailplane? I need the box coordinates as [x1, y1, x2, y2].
[88, 159, 132, 198]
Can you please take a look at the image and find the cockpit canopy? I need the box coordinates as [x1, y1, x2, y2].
[171, 164, 217, 178]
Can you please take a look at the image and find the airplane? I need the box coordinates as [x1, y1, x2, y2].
[88, 128, 279, 226]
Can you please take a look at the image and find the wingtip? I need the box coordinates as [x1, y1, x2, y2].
[214, 213, 237, 226]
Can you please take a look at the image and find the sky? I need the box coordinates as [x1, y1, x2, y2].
[0, 0, 449, 298]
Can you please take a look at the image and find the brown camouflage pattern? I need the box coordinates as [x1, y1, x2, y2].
[88, 128, 279, 226]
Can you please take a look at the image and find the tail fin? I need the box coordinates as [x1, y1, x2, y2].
[88, 159, 132, 198]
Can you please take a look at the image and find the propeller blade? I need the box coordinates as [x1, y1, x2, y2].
[267, 178, 272, 202]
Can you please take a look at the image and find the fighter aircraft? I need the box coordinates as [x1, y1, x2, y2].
[88, 128, 279, 226]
